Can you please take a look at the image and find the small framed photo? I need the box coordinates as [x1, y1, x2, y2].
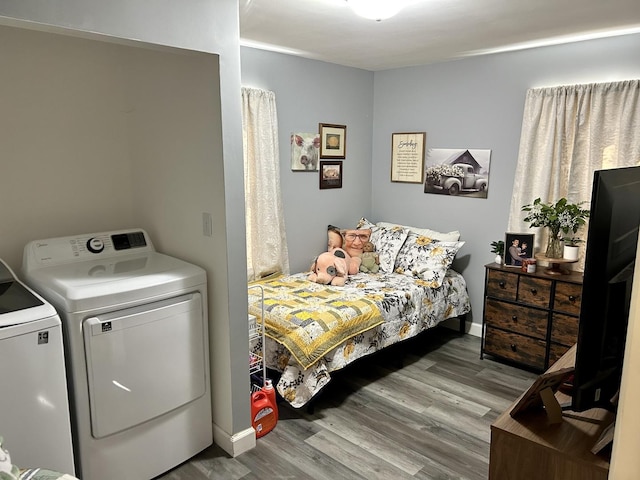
[319, 161, 342, 189]
[510, 367, 574, 422]
[319, 123, 346, 159]
[391, 132, 426, 183]
[504, 232, 535, 267]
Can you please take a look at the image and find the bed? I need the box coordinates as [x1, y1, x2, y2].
[247, 219, 471, 408]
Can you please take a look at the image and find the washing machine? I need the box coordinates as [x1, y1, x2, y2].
[22, 229, 212, 480]
[0, 259, 75, 475]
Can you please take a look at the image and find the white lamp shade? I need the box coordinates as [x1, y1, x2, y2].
[347, 0, 405, 21]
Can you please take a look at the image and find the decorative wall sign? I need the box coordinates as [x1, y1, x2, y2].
[390, 132, 426, 183]
[319, 123, 346, 159]
[319, 161, 342, 189]
[423, 148, 492, 198]
[291, 132, 320, 171]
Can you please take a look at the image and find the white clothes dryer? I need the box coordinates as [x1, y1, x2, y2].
[0, 259, 75, 475]
[22, 229, 212, 480]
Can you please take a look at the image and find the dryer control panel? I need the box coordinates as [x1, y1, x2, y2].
[23, 229, 154, 267]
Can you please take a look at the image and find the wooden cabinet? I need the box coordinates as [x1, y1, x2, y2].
[489, 346, 613, 480]
[482, 262, 583, 371]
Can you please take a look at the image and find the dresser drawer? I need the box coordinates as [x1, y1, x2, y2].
[486, 270, 517, 301]
[551, 313, 579, 346]
[484, 327, 546, 370]
[484, 298, 548, 340]
[482, 263, 583, 373]
[553, 282, 583, 315]
[549, 342, 572, 367]
[517, 276, 552, 308]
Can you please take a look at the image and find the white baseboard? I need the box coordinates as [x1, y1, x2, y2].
[212, 423, 256, 457]
[441, 317, 482, 337]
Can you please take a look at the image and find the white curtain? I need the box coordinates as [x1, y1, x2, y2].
[507, 80, 640, 267]
[241, 87, 290, 281]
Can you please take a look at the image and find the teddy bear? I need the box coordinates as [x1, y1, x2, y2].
[359, 241, 380, 274]
[308, 248, 352, 286]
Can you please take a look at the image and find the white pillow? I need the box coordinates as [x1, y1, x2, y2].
[394, 234, 465, 287]
[355, 217, 408, 273]
[376, 221, 460, 242]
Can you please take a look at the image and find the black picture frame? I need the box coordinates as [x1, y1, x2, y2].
[319, 161, 342, 189]
[504, 232, 535, 267]
[319, 123, 346, 159]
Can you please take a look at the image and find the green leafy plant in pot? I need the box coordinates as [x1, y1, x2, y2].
[490, 240, 505, 265]
[522, 198, 590, 259]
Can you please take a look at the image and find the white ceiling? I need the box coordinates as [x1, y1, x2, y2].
[239, 0, 640, 71]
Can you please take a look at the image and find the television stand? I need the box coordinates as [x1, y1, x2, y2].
[489, 345, 615, 480]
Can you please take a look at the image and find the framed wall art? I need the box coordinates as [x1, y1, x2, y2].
[504, 232, 535, 267]
[319, 161, 342, 189]
[319, 123, 346, 159]
[290, 132, 320, 171]
[391, 132, 426, 183]
[423, 148, 492, 198]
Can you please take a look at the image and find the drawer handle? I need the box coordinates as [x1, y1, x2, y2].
[511, 315, 518, 322]
[510, 344, 517, 352]
[569, 295, 576, 302]
[498, 281, 506, 288]
[530, 288, 537, 295]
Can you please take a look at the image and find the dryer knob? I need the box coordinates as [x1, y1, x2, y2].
[87, 237, 105, 253]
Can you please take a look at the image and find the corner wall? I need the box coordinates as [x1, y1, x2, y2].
[371, 33, 640, 332]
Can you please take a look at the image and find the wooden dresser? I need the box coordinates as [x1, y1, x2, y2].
[481, 262, 583, 371]
[489, 346, 613, 480]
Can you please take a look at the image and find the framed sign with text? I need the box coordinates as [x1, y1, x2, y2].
[391, 132, 426, 183]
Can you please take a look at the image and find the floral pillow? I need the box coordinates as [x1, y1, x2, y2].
[394, 234, 465, 287]
[356, 218, 409, 273]
[376, 221, 461, 242]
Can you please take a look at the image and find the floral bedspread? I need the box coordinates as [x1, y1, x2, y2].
[249, 270, 471, 408]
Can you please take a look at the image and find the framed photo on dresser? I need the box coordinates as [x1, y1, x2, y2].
[504, 232, 534, 267]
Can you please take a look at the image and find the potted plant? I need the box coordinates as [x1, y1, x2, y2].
[522, 197, 590, 259]
[562, 236, 583, 261]
[490, 240, 505, 265]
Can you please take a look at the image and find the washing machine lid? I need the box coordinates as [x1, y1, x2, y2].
[23, 251, 206, 313]
[0, 259, 58, 327]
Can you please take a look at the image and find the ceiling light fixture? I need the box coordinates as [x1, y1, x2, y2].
[346, 0, 405, 22]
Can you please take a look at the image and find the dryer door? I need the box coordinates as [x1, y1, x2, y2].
[83, 292, 206, 438]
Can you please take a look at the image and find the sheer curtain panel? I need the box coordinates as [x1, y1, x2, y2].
[507, 80, 640, 267]
[242, 87, 290, 281]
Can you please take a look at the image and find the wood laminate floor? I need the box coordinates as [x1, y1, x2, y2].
[156, 327, 537, 480]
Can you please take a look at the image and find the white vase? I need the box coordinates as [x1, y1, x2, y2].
[495, 254, 502, 265]
[563, 245, 579, 261]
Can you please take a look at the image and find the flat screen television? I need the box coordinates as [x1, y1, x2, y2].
[571, 165, 640, 412]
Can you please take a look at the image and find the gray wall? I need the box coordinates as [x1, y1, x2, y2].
[242, 33, 640, 334]
[241, 47, 374, 272]
[372, 33, 640, 332]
